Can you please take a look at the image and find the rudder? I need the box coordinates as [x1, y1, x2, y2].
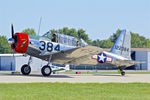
[110, 30, 131, 60]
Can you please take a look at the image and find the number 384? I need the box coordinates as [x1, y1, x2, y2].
[39, 41, 60, 52]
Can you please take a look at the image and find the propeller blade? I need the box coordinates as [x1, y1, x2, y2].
[11, 49, 15, 58]
[11, 24, 14, 38]
[11, 49, 15, 68]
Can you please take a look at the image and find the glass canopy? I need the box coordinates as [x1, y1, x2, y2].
[41, 31, 87, 47]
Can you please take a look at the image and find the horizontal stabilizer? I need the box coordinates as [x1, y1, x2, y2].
[112, 60, 145, 67]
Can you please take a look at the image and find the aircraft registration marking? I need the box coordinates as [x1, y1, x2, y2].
[39, 41, 60, 52]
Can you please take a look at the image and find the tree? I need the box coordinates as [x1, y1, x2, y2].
[0, 36, 11, 53]
[77, 29, 89, 42]
[92, 39, 101, 47]
[22, 28, 36, 36]
[92, 39, 113, 48]
[131, 32, 150, 48]
[109, 29, 121, 42]
[92, 29, 150, 48]
[50, 29, 57, 34]
[99, 39, 114, 48]
[69, 28, 78, 37]
[50, 27, 90, 43]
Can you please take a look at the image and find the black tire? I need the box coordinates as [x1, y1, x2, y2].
[41, 65, 52, 76]
[121, 71, 125, 76]
[21, 64, 31, 75]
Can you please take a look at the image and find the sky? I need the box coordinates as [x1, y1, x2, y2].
[0, 0, 150, 40]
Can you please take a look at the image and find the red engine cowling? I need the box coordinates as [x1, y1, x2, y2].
[12, 33, 29, 53]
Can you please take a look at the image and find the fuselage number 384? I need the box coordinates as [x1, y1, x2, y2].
[39, 41, 60, 52]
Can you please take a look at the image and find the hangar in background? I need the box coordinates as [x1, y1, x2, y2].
[0, 48, 150, 72]
[0, 54, 46, 72]
[132, 48, 150, 70]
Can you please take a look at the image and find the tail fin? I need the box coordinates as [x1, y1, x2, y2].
[110, 30, 131, 60]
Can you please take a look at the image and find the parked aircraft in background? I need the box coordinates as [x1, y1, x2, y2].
[8, 24, 141, 76]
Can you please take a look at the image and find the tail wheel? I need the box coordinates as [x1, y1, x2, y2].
[21, 64, 31, 75]
[41, 65, 52, 76]
[121, 71, 125, 76]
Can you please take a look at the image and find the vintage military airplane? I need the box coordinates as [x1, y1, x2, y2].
[8, 24, 140, 76]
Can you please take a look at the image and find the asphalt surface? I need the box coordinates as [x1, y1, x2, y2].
[0, 73, 150, 83]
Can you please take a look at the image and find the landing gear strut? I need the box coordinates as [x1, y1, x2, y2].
[41, 55, 52, 76]
[21, 56, 32, 75]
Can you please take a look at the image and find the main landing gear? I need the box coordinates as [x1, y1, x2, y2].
[21, 56, 32, 75]
[41, 65, 52, 76]
[21, 55, 52, 76]
[41, 55, 52, 77]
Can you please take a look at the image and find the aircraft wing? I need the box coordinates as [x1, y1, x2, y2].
[27, 45, 143, 67]
[42, 45, 103, 65]
[49, 44, 144, 67]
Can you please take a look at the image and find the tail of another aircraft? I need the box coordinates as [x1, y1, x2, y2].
[110, 30, 131, 60]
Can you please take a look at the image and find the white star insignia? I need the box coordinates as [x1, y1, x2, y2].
[98, 53, 106, 62]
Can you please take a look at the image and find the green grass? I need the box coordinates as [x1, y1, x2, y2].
[0, 83, 150, 100]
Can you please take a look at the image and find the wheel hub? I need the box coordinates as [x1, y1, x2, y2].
[44, 67, 50, 74]
[24, 66, 30, 73]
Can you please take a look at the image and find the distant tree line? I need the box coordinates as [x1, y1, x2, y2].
[0, 36, 11, 53]
[92, 29, 150, 48]
[23, 28, 36, 36]
[50, 27, 91, 44]
[0, 28, 150, 53]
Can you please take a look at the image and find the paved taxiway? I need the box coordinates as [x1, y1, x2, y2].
[0, 73, 150, 83]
